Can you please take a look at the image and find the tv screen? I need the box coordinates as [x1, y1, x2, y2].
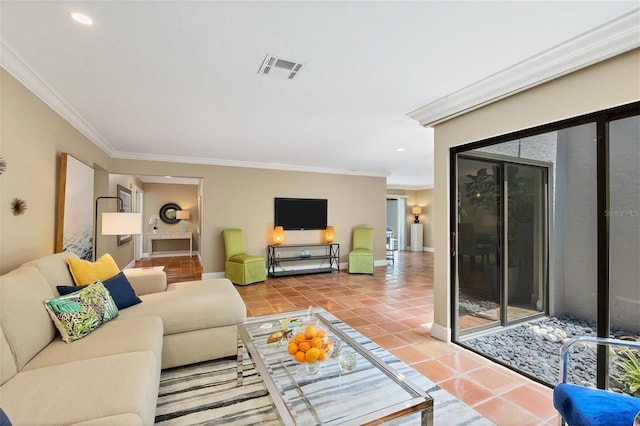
[275, 198, 328, 230]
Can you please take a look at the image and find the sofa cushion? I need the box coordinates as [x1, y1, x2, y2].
[67, 254, 120, 285]
[21, 252, 78, 294]
[23, 316, 163, 371]
[117, 279, 246, 335]
[0, 326, 17, 386]
[70, 414, 143, 425]
[123, 268, 168, 295]
[43, 281, 118, 343]
[0, 351, 160, 425]
[0, 266, 57, 370]
[58, 272, 142, 310]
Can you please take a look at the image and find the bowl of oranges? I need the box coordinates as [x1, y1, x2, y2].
[287, 323, 333, 375]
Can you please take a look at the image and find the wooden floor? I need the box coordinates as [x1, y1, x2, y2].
[135, 252, 557, 425]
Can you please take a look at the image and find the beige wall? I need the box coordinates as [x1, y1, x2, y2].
[112, 160, 388, 274]
[1, 68, 387, 275]
[1, 69, 112, 273]
[387, 188, 434, 249]
[143, 182, 200, 254]
[430, 49, 640, 341]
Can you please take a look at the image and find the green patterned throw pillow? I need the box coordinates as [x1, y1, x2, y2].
[44, 280, 118, 343]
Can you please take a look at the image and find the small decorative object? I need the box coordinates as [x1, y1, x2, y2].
[339, 349, 357, 372]
[0, 155, 6, 175]
[266, 317, 295, 348]
[299, 250, 310, 258]
[11, 198, 27, 215]
[325, 225, 335, 243]
[412, 206, 422, 223]
[273, 226, 284, 245]
[287, 307, 333, 376]
[159, 203, 181, 224]
[149, 214, 159, 233]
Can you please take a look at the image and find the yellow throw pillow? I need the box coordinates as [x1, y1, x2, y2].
[67, 254, 120, 285]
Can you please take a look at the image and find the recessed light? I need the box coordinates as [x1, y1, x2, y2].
[396, 148, 406, 152]
[69, 12, 93, 26]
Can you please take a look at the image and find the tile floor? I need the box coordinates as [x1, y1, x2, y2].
[135, 252, 557, 425]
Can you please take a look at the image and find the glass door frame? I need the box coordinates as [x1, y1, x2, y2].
[455, 153, 550, 335]
[449, 101, 640, 388]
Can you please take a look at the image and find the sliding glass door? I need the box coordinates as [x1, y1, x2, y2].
[456, 155, 547, 334]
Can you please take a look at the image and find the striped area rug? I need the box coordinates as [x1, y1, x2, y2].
[155, 310, 494, 426]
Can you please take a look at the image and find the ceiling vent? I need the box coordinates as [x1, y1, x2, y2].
[258, 54, 304, 80]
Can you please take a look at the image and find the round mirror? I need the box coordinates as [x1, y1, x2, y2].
[159, 203, 181, 224]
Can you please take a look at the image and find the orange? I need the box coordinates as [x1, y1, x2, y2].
[310, 337, 323, 348]
[294, 351, 306, 363]
[316, 330, 326, 338]
[305, 347, 320, 363]
[298, 341, 311, 352]
[322, 339, 333, 350]
[294, 333, 306, 343]
[305, 325, 317, 339]
[318, 348, 327, 361]
[287, 342, 298, 355]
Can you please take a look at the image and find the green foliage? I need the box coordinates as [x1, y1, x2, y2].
[613, 347, 640, 395]
[46, 299, 81, 314]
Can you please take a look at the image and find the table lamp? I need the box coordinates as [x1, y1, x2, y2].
[273, 226, 284, 245]
[412, 206, 422, 224]
[176, 210, 190, 233]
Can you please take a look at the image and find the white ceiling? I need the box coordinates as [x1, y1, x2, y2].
[1, 1, 638, 189]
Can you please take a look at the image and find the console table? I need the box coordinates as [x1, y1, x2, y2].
[149, 232, 192, 257]
[267, 243, 339, 277]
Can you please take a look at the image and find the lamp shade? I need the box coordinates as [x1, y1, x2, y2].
[176, 210, 190, 220]
[325, 225, 335, 243]
[101, 212, 142, 235]
[411, 206, 422, 215]
[273, 226, 284, 245]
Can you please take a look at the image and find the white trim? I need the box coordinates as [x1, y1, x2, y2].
[112, 150, 388, 178]
[201, 272, 226, 280]
[0, 40, 115, 156]
[430, 323, 451, 342]
[407, 9, 640, 126]
[0, 38, 388, 179]
[424, 247, 435, 253]
[143, 250, 199, 258]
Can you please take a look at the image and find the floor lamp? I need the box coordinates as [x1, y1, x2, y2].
[94, 196, 142, 261]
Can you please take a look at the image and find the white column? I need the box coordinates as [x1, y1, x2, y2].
[410, 223, 423, 251]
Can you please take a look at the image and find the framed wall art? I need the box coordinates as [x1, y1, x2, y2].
[56, 153, 94, 260]
[116, 184, 132, 245]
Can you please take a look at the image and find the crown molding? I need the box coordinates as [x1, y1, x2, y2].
[1, 38, 387, 179]
[112, 150, 389, 178]
[407, 8, 640, 127]
[0, 39, 116, 156]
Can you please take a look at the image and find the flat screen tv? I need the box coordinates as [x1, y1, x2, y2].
[274, 198, 328, 230]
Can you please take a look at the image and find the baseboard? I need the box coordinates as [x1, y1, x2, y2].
[144, 250, 196, 258]
[374, 259, 388, 267]
[430, 323, 451, 342]
[201, 272, 225, 279]
[424, 247, 435, 252]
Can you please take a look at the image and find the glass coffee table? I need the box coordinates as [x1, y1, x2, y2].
[237, 310, 433, 425]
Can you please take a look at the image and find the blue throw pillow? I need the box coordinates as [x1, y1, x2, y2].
[0, 407, 12, 426]
[57, 272, 142, 310]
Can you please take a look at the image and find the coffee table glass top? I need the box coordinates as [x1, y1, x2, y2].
[238, 310, 433, 425]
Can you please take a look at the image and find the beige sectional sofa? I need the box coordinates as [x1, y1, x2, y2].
[0, 252, 247, 425]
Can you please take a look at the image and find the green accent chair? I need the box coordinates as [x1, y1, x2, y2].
[348, 227, 374, 274]
[222, 228, 266, 285]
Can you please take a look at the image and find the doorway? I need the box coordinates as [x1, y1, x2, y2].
[386, 196, 407, 253]
[455, 155, 548, 335]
